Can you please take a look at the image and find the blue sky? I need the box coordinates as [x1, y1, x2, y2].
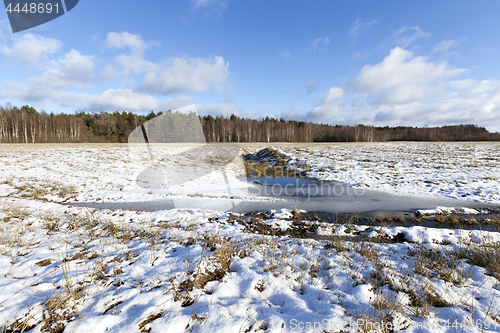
[1, 0, 500, 131]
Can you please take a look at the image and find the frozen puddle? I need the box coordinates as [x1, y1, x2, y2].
[67, 177, 496, 216]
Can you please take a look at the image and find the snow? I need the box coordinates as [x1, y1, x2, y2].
[1, 143, 500, 332]
[416, 206, 480, 216]
[268, 142, 500, 204]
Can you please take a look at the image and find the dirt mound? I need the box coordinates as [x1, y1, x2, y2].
[244, 147, 290, 166]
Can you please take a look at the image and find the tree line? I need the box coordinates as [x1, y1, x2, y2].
[1, 104, 499, 143]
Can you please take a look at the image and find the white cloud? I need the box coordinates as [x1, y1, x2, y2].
[196, 102, 243, 117]
[192, 0, 227, 8]
[432, 39, 457, 53]
[113, 53, 156, 76]
[391, 26, 431, 48]
[372, 103, 441, 123]
[331, 99, 496, 130]
[0, 81, 91, 107]
[308, 104, 343, 123]
[100, 65, 120, 81]
[89, 89, 192, 111]
[191, 0, 229, 16]
[139, 56, 230, 95]
[349, 18, 377, 42]
[281, 87, 345, 124]
[100, 31, 159, 79]
[0, 30, 233, 114]
[484, 87, 500, 105]
[375, 85, 443, 105]
[312, 37, 329, 53]
[352, 52, 369, 60]
[349, 47, 466, 96]
[0, 33, 61, 65]
[455, 79, 499, 98]
[323, 87, 344, 104]
[308, 87, 345, 122]
[100, 32, 234, 96]
[90, 89, 160, 110]
[368, 101, 497, 128]
[431, 38, 466, 56]
[297, 46, 500, 131]
[32, 50, 95, 88]
[105, 32, 149, 53]
[0, 81, 192, 112]
[280, 104, 343, 124]
[100, 32, 231, 95]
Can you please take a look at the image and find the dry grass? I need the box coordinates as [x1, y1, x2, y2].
[13, 181, 77, 201]
[40, 291, 75, 333]
[466, 242, 500, 279]
[3, 188, 500, 332]
[138, 311, 164, 333]
[243, 148, 307, 178]
[410, 245, 469, 284]
[193, 242, 241, 289]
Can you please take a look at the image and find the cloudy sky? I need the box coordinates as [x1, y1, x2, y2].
[1, 0, 500, 131]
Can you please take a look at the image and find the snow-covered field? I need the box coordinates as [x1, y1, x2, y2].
[261, 142, 500, 204]
[1, 143, 500, 333]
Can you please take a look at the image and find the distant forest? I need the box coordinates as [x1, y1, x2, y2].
[1, 104, 499, 143]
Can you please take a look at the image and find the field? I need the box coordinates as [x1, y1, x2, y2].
[1, 142, 500, 333]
